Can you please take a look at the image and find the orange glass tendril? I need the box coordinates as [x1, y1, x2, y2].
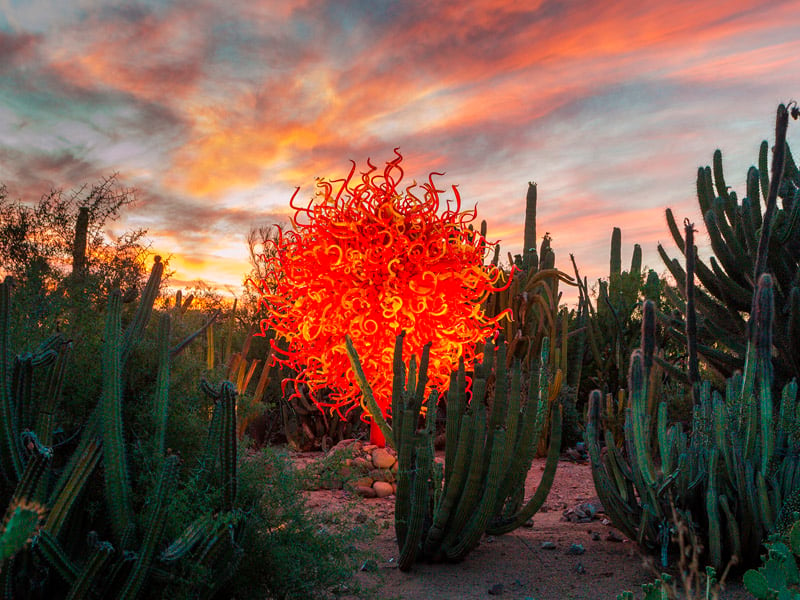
[249, 150, 513, 424]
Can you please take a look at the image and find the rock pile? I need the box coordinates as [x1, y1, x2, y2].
[302, 438, 399, 498]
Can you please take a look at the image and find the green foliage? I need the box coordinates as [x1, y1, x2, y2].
[0, 261, 246, 599]
[232, 447, 378, 600]
[347, 332, 562, 569]
[589, 273, 800, 570]
[744, 520, 800, 599]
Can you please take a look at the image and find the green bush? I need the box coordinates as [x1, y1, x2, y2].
[232, 447, 379, 600]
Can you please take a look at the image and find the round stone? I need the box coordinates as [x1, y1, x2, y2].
[373, 481, 394, 498]
[372, 448, 396, 469]
[354, 485, 377, 498]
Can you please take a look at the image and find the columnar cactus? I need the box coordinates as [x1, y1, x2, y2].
[0, 258, 246, 598]
[588, 274, 800, 569]
[346, 332, 562, 570]
[658, 103, 799, 386]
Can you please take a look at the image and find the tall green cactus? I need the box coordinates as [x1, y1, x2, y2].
[659, 103, 800, 386]
[572, 227, 659, 400]
[0, 257, 247, 598]
[101, 288, 133, 543]
[346, 332, 562, 570]
[588, 272, 800, 569]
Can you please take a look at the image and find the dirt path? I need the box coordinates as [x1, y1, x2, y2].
[301, 456, 751, 600]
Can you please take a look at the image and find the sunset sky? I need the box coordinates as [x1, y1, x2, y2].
[1, 1, 798, 303]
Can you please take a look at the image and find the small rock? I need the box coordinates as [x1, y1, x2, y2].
[352, 476, 374, 489]
[606, 530, 623, 542]
[373, 481, 394, 497]
[540, 541, 556, 550]
[566, 543, 585, 555]
[575, 562, 586, 574]
[331, 438, 358, 451]
[488, 583, 504, 595]
[352, 457, 372, 472]
[372, 447, 396, 469]
[391, 460, 399, 473]
[522, 519, 534, 528]
[601, 518, 611, 526]
[370, 468, 395, 483]
[362, 444, 378, 453]
[591, 532, 601, 541]
[354, 485, 377, 498]
[486, 536, 495, 543]
[360, 559, 378, 572]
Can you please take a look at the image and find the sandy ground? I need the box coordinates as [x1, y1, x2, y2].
[300, 454, 753, 600]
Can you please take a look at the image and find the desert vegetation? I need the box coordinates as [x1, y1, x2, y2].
[1, 102, 800, 599]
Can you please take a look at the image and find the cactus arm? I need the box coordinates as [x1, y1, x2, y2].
[345, 334, 395, 449]
[398, 437, 430, 571]
[119, 454, 180, 600]
[101, 289, 133, 544]
[697, 166, 715, 215]
[522, 183, 537, 269]
[34, 338, 71, 446]
[35, 529, 79, 585]
[444, 427, 506, 559]
[754, 106, 790, 281]
[486, 403, 562, 535]
[121, 256, 163, 366]
[610, 227, 622, 277]
[154, 314, 171, 458]
[390, 332, 406, 430]
[718, 494, 741, 566]
[0, 278, 23, 482]
[440, 404, 487, 549]
[713, 148, 731, 201]
[215, 382, 238, 511]
[630, 351, 657, 488]
[171, 309, 221, 358]
[707, 455, 723, 568]
[64, 541, 114, 600]
[44, 437, 102, 537]
[424, 401, 476, 557]
[444, 356, 466, 483]
[159, 514, 215, 563]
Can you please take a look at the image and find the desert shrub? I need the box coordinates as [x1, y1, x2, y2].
[232, 447, 379, 600]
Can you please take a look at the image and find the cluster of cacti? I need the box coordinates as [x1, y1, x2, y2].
[279, 381, 364, 451]
[589, 272, 800, 570]
[482, 183, 575, 373]
[0, 258, 246, 598]
[658, 103, 800, 386]
[480, 183, 577, 453]
[744, 519, 800, 599]
[588, 104, 800, 572]
[573, 227, 662, 397]
[345, 331, 562, 570]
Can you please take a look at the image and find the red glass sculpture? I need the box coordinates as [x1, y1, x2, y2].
[249, 150, 512, 444]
